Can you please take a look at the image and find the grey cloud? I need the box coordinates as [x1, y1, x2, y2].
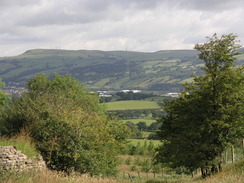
[1, 0, 244, 56]
[175, 0, 244, 11]
[5, 0, 164, 27]
[4, 0, 243, 28]
[0, 0, 40, 6]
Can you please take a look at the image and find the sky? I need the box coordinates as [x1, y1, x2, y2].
[1, 0, 244, 56]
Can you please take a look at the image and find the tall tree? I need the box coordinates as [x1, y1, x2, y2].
[156, 34, 244, 177]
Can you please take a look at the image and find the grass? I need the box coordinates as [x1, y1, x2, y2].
[123, 118, 156, 125]
[106, 100, 161, 111]
[1, 135, 243, 183]
[0, 169, 127, 183]
[144, 159, 244, 183]
[2, 159, 243, 183]
[198, 160, 244, 183]
[0, 135, 127, 183]
[128, 139, 161, 147]
[1, 49, 243, 93]
[0, 135, 39, 158]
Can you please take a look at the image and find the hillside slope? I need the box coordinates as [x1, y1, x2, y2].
[1, 49, 243, 93]
[176, 159, 244, 183]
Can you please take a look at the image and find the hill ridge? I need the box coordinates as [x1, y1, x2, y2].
[1, 49, 243, 93]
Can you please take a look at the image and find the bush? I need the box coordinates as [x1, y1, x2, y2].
[130, 165, 137, 171]
[1, 73, 127, 176]
[125, 157, 132, 165]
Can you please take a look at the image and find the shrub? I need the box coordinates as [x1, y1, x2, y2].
[1, 73, 127, 176]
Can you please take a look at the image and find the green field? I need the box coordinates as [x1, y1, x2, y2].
[1, 48, 243, 93]
[128, 139, 161, 147]
[105, 100, 161, 111]
[123, 118, 156, 125]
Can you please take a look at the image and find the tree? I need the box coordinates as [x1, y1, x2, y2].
[0, 79, 9, 135]
[1, 73, 127, 176]
[0, 79, 9, 109]
[136, 121, 147, 131]
[156, 34, 244, 178]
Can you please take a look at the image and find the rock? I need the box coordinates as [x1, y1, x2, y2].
[0, 146, 46, 171]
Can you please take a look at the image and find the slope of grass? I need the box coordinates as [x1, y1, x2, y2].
[149, 159, 244, 183]
[0, 135, 39, 158]
[0, 170, 126, 183]
[106, 100, 160, 111]
[198, 159, 244, 183]
[1, 49, 243, 93]
[128, 139, 161, 147]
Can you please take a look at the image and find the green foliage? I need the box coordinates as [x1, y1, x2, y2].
[1, 49, 244, 93]
[0, 49, 205, 92]
[0, 135, 39, 158]
[156, 34, 244, 176]
[141, 159, 151, 173]
[0, 79, 9, 134]
[130, 165, 137, 171]
[123, 140, 159, 156]
[115, 91, 156, 101]
[1, 73, 127, 176]
[125, 157, 132, 165]
[135, 157, 142, 166]
[137, 121, 147, 131]
[123, 118, 156, 125]
[0, 79, 8, 107]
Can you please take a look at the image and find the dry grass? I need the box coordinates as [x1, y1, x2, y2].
[167, 159, 244, 183]
[199, 165, 244, 183]
[0, 169, 128, 183]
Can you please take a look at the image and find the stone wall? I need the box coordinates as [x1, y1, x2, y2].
[0, 146, 46, 171]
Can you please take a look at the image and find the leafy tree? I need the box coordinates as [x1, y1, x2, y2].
[0, 79, 9, 134]
[148, 122, 160, 131]
[136, 121, 147, 131]
[147, 132, 159, 140]
[147, 141, 155, 152]
[0, 79, 9, 108]
[125, 121, 142, 138]
[1, 73, 127, 176]
[156, 34, 244, 178]
[141, 158, 151, 178]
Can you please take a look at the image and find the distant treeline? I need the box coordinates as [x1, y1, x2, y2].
[116, 91, 156, 100]
[107, 109, 164, 120]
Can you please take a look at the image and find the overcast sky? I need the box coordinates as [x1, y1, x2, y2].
[1, 0, 244, 56]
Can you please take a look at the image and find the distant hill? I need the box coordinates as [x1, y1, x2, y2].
[0, 48, 243, 93]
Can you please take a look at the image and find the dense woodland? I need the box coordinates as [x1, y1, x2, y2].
[0, 34, 243, 182]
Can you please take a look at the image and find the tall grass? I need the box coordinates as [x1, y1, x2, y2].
[0, 134, 39, 158]
[145, 159, 244, 183]
[199, 159, 244, 183]
[0, 169, 127, 183]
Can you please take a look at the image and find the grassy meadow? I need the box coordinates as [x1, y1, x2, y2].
[0, 135, 39, 158]
[1, 159, 243, 183]
[105, 100, 161, 111]
[128, 139, 161, 147]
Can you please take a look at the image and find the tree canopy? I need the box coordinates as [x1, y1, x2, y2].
[0, 79, 9, 108]
[156, 33, 244, 177]
[1, 73, 129, 176]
